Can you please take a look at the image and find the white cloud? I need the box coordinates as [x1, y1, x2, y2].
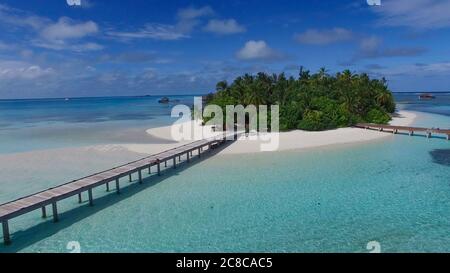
[295, 28, 353, 45]
[236, 40, 281, 61]
[40, 17, 98, 41]
[359, 36, 382, 52]
[344, 36, 426, 64]
[79, 0, 95, 8]
[374, 0, 450, 29]
[0, 4, 49, 30]
[108, 6, 217, 41]
[203, 19, 246, 34]
[76, 42, 103, 51]
[358, 36, 425, 59]
[33, 40, 103, 52]
[98, 73, 121, 84]
[32, 17, 101, 51]
[107, 23, 189, 41]
[422, 62, 450, 73]
[0, 60, 54, 80]
[20, 49, 33, 58]
[177, 6, 214, 20]
[0, 41, 14, 51]
[367, 62, 450, 77]
[0, 5, 102, 52]
[98, 51, 173, 64]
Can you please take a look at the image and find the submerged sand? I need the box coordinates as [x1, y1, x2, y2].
[0, 111, 416, 200]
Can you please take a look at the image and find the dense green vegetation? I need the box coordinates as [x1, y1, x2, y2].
[204, 68, 396, 131]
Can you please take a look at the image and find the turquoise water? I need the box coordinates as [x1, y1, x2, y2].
[394, 92, 450, 118]
[0, 94, 449, 253]
[0, 96, 195, 153]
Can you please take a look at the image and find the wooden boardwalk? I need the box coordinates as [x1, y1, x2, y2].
[355, 123, 450, 140]
[0, 134, 232, 245]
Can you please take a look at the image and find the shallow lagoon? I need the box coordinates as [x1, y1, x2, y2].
[0, 95, 449, 253]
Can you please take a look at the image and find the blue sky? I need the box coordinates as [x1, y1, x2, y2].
[1, 0, 450, 98]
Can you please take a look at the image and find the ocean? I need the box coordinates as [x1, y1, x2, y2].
[0, 95, 195, 154]
[0, 93, 449, 252]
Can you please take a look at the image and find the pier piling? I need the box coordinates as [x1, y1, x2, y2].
[52, 202, 58, 223]
[41, 206, 47, 218]
[2, 221, 10, 245]
[115, 178, 120, 194]
[88, 189, 94, 206]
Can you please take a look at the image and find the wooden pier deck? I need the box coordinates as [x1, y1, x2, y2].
[355, 123, 450, 140]
[0, 134, 231, 245]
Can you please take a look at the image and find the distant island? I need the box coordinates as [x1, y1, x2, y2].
[204, 68, 396, 131]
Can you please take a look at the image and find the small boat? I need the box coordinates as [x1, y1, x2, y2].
[419, 93, 435, 100]
[158, 97, 170, 103]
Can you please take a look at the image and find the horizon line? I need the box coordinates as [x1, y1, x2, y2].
[0, 93, 210, 102]
[0, 91, 449, 101]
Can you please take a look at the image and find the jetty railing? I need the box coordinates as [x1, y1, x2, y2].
[355, 123, 450, 140]
[0, 133, 233, 245]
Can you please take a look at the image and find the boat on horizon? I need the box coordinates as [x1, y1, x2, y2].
[418, 93, 436, 100]
[158, 97, 170, 103]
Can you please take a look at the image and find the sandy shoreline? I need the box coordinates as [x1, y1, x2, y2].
[0, 110, 416, 200]
[219, 110, 417, 154]
[118, 110, 417, 155]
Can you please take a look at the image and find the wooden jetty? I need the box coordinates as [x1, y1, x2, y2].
[0, 134, 232, 245]
[355, 123, 450, 140]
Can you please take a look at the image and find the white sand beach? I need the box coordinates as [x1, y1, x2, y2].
[0, 110, 417, 201]
[117, 110, 417, 155]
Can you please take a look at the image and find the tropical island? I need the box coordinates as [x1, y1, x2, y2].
[204, 68, 396, 131]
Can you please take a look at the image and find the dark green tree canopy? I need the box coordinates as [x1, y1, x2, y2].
[204, 68, 396, 131]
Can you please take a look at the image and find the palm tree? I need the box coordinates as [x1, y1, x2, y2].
[318, 67, 328, 79]
[216, 81, 228, 92]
